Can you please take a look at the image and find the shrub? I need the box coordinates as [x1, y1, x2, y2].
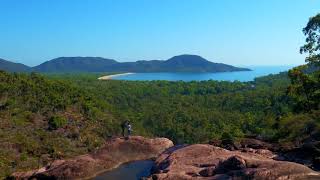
[220, 132, 234, 141]
[49, 116, 67, 130]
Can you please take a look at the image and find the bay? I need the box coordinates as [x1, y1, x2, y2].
[112, 66, 293, 82]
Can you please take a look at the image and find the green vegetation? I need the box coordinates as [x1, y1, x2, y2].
[0, 71, 119, 177]
[288, 13, 320, 113]
[0, 12, 319, 179]
[0, 65, 318, 178]
[48, 116, 68, 130]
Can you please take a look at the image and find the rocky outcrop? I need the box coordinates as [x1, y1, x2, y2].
[11, 136, 173, 180]
[209, 138, 277, 151]
[280, 141, 320, 171]
[11, 136, 320, 180]
[209, 137, 320, 171]
[149, 144, 320, 180]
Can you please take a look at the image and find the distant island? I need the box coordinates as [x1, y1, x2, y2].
[0, 54, 251, 73]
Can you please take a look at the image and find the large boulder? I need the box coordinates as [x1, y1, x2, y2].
[11, 136, 173, 179]
[149, 144, 320, 180]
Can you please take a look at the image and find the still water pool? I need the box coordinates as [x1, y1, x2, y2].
[94, 160, 155, 180]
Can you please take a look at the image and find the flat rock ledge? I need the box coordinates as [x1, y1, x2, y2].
[149, 144, 320, 180]
[11, 136, 173, 180]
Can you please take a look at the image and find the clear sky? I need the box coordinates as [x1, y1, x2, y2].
[0, 0, 319, 66]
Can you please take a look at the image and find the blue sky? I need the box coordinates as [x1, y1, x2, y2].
[0, 0, 319, 66]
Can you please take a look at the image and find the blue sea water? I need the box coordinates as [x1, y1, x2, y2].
[112, 66, 294, 82]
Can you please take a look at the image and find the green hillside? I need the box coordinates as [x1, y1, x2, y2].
[0, 64, 319, 178]
[0, 71, 120, 177]
[32, 57, 118, 72]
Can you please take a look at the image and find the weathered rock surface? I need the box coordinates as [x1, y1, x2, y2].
[209, 138, 277, 151]
[149, 144, 320, 180]
[11, 136, 173, 180]
[209, 137, 320, 171]
[280, 141, 320, 171]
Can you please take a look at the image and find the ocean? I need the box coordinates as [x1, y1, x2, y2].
[111, 66, 293, 82]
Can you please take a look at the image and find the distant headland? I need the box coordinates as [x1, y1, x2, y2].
[0, 54, 251, 73]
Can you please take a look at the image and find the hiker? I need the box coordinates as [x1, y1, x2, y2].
[127, 121, 132, 137]
[121, 120, 128, 137]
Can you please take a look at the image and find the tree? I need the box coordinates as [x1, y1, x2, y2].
[300, 13, 320, 66]
[288, 13, 320, 112]
[288, 66, 318, 112]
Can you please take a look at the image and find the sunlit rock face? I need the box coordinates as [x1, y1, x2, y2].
[11, 136, 173, 179]
[149, 144, 320, 180]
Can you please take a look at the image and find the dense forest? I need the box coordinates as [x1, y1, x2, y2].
[46, 71, 292, 143]
[0, 65, 319, 177]
[0, 13, 320, 179]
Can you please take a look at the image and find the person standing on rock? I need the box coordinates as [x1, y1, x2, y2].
[121, 120, 128, 137]
[127, 121, 132, 138]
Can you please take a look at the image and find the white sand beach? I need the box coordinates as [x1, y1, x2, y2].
[98, 73, 135, 80]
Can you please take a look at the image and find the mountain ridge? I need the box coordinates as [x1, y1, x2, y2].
[32, 57, 118, 72]
[0, 58, 31, 72]
[0, 55, 251, 73]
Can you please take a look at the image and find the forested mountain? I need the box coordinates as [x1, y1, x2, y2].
[32, 57, 118, 72]
[0, 55, 250, 73]
[158, 55, 248, 72]
[30, 55, 250, 73]
[0, 58, 31, 72]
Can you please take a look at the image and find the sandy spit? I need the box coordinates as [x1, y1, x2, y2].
[98, 73, 135, 80]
